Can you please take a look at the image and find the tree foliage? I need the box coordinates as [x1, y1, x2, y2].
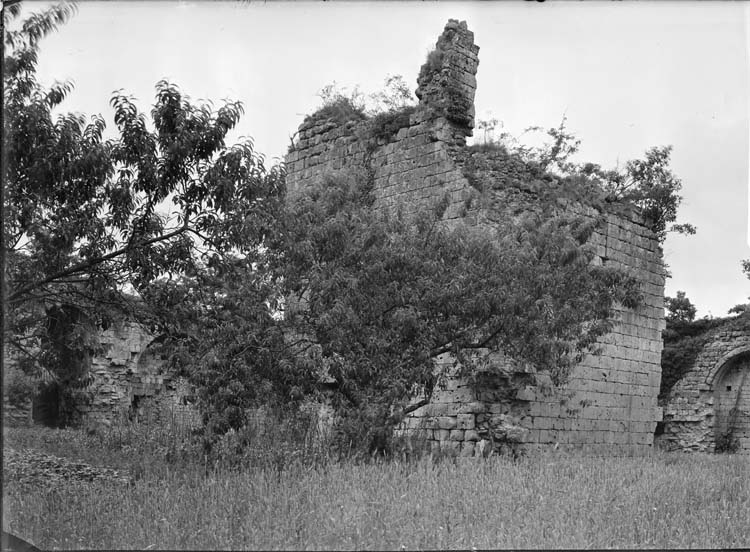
[665, 290, 697, 324]
[3, 3, 284, 387]
[594, 145, 695, 242]
[473, 116, 695, 243]
[151, 162, 643, 451]
[270, 169, 640, 451]
[728, 259, 750, 315]
[287, 172, 641, 378]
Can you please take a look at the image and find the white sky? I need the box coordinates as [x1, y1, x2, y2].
[19, 0, 750, 318]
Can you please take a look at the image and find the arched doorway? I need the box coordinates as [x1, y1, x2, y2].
[713, 352, 750, 453]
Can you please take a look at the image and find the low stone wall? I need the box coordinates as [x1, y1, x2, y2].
[285, 19, 665, 456]
[658, 315, 750, 453]
[3, 348, 38, 427]
[2, 398, 33, 427]
[2, 322, 200, 430]
[79, 321, 200, 429]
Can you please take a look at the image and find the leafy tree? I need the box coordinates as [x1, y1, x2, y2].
[728, 259, 750, 315]
[665, 291, 697, 323]
[270, 169, 642, 452]
[595, 145, 695, 242]
[138, 254, 293, 436]
[154, 161, 643, 451]
[519, 116, 582, 175]
[3, 3, 284, 392]
[2, 0, 81, 393]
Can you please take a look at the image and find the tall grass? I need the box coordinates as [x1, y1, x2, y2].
[3, 405, 331, 477]
[4, 414, 201, 476]
[4, 441, 749, 550]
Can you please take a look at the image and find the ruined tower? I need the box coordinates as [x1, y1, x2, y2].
[285, 20, 666, 456]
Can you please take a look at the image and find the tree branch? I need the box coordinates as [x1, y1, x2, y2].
[8, 218, 190, 304]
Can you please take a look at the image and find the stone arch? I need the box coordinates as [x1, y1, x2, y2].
[134, 334, 169, 376]
[705, 344, 750, 387]
[658, 319, 750, 453]
[710, 349, 750, 452]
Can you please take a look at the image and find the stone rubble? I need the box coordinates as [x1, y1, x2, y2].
[3, 447, 131, 487]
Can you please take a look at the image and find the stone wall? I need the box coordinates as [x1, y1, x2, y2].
[284, 19, 666, 456]
[2, 322, 200, 430]
[3, 398, 33, 427]
[658, 315, 750, 453]
[286, 19, 479, 223]
[400, 208, 664, 457]
[76, 321, 200, 429]
[3, 347, 39, 427]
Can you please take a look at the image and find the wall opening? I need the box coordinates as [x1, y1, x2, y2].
[32, 382, 61, 427]
[714, 352, 750, 452]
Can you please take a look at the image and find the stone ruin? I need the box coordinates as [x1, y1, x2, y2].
[3, 321, 200, 430]
[285, 20, 665, 456]
[658, 314, 750, 454]
[9, 20, 717, 458]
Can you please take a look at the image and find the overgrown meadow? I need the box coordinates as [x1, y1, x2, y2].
[3, 424, 749, 550]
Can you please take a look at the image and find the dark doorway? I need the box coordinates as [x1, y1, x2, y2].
[32, 382, 61, 427]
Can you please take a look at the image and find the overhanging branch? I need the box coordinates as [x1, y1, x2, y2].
[8, 218, 190, 304]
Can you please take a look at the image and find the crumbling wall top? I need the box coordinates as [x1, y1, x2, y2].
[415, 19, 480, 139]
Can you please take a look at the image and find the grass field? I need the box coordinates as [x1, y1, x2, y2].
[3, 426, 749, 550]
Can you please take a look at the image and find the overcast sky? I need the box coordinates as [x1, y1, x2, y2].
[19, 0, 750, 318]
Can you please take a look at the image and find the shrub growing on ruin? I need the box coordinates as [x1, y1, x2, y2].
[715, 427, 741, 454]
[163, 160, 644, 455]
[305, 82, 368, 125]
[305, 77, 417, 139]
[469, 116, 695, 244]
[274, 169, 642, 454]
[369, 105, 417, 143]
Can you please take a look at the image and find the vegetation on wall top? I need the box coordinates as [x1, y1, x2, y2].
[303, 76, 416, 128]
[464, 117, 695, 244]
[660, 282, 750, 403]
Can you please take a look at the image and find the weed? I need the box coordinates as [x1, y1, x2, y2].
[369, 105, 417, 143]
[715, 429, 740, 454]
[423, 48, 444, 77]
